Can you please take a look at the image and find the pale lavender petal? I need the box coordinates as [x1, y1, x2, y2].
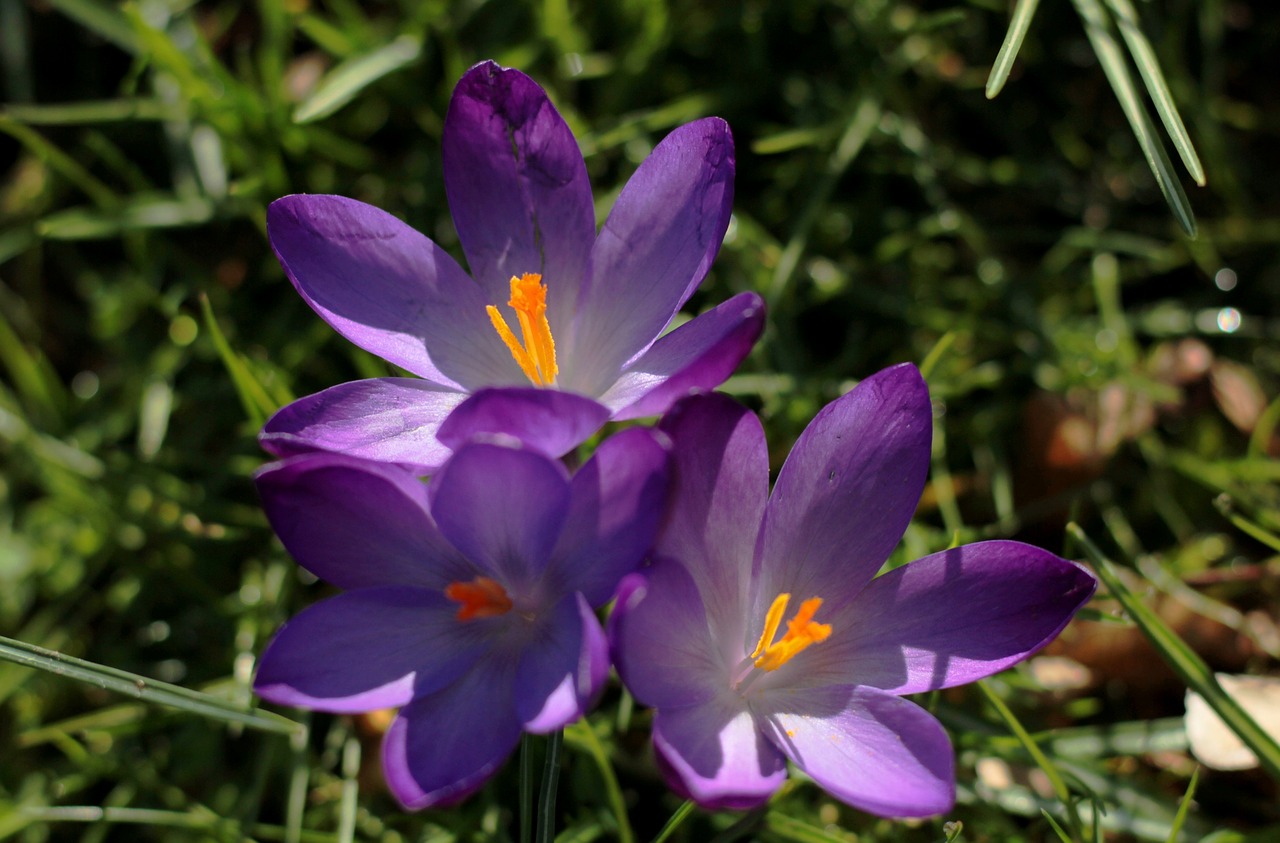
[261, 378, 466, 475]
[436, 387, 609, 460]
[564, 119, 734, 394]
[382, 659, 522, 810]
[267, 195, 521, 389]
[756, 684, 954, 818]
[443, 61, 594, 337]
[753, 363, 931, 619]
[255, 453, 473, 590]
[544, 427, 671, 605]
[608, 561, 726, 710]
[429, 441, 571, 587]
[652, 698, 787, 811]
[655, 394, 767, 647]
[797, 541, 1097, 694]
[254, 587, 489, 713]
[515, 593, 608, 733]
[602, 292, 766, 420]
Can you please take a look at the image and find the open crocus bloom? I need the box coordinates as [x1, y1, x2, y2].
[610, 364, 1097, 816]
[253, 428, 670, 808]
[261, 60, 763, 475]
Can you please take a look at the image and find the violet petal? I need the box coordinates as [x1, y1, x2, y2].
[254, 586, 489, 713]
[756, 684, 955, 818]
[443, 61, 595, 338]
[603, 291, 766, 420]
[255, 453, 473, 590]
[804, 541, 1097, 694]
[544, 427, 672, 606]
[436, 387, 610, 460]
[267, 194, 519, 389]
[565, 118, 734, 395]
[260, 378, 466, 475]
[428, 440, 571, 587]
[515, 593, 609, 733]
[753, 363, 932, 618]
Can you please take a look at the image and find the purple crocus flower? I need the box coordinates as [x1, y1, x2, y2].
[261, 60, 763, 475]
[610, 364, 1097, 816]
[252, 428, 670, 808]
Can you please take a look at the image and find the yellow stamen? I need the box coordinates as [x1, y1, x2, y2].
[486, 273, 558, 386]
[750, 593, 831, 672]
[444, 576, 513, 621]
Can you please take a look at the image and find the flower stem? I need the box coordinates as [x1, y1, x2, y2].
[535, 730, 563, 843]
[519, 734, 534, 843]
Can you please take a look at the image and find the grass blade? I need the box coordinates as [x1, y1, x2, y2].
[200, 293, 283, 427]
[1166, 766, 1199, 843]
[565, 720, 634, 843]
[1068, 523, 1280, 782]
[293, 35, 421, 124]
[986, 0, 1041, 99]
[648, 802, 695, 843]
[1069, 0, 1196, 237]
[536, 730, 564, 843]
[0, 634, 302, 736]
[1102, 0, 1205, 185]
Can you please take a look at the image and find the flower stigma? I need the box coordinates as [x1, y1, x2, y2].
[486, 273, 558, 386]
[733, 593, 831, 692]
[444, 576, 514, 621]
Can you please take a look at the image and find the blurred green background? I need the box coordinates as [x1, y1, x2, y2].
[1, 0, 1278, 840]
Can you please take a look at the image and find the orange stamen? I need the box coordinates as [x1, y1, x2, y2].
[750, 593, 831, 672]
[443, 576, 513, 621]
[486, 273, 558, 386]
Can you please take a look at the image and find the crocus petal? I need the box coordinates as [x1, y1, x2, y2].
[260, 378, 466, 475]
[544, 427, 671, 606]
[753, 363, 931, 619]
[428, 441, 571, 587]
[267, 194, 521, 389]
[603, 292, 766, 420]
[515, 593, 609, 733]
[608, 559, 727, 710]
[796, 541, 1096, 694]
[652, 698, 787, 811]
[254, 586, 489, 713]
[436, 387, 610, 460]
[565, 118, 734, 395]
[656, 393, 767, 644]
[255, 453, 473, 590]
[382, 658, 523, 810]
[756, 684, 954, 818]
[443, 61, 595, 337]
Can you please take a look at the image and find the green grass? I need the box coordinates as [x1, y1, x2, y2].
[2, 0, 1278, 840]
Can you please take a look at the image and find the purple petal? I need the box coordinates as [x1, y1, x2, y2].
[544, 427, 672, 606]
[255, 453, 473, 590]
[428, 440, 571, 587]
[753, 364, 931, 619]
[254, 587, 489, 713]
[443, 61, 595, 338]
[799, 541, 1096, 694]
[656, 394, 767, 645]
[261, 378, 466, 475]
[436, 387, 610, 459]
[564, 119, 735, 395]
[515, 593, 609, 733]
[603, 292, 766, 420]
[382, 660, 523, 809]
[609, 561, 727, 710]
[652, 698, 787, 811]
[756, 684, 954, 818]
[267, 194, 521, 389]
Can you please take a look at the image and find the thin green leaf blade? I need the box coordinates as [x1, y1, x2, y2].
[1102, 0, 1205, 185]
[1070, 0, 1197, 237]
[986, 0, 1042, 99]
[293, 35, 422, 124]
[0, 634, 301, 736]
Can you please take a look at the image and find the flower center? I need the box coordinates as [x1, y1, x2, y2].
[749, 593, 831, 672]
[486, 274, 558, 387]
[443, 576, 513, 621]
